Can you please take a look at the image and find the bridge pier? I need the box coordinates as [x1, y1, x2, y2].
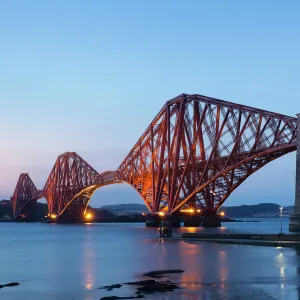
[201, 214, 221, 227]
[145, 215, 161, 227]
[184, 215, 202, 227]
[165, 214, 181, 228]
[290, 113, 300, 232]
[145, 214, 181, 227]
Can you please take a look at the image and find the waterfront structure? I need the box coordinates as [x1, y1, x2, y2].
[10, 94, 297, 226]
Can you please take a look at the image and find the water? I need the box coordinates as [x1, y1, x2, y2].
[0, 218, 300, 300]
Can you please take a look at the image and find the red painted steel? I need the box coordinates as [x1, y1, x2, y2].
[10, 94, 298, 219]
[11, 173, 39, 218]
[117, 94, 297, 214]
[43, 152, 99, 217]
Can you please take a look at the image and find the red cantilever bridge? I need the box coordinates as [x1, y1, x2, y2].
[11, 94, 297, 225]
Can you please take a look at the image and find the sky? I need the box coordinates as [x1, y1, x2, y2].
[0, 0, 299, 207]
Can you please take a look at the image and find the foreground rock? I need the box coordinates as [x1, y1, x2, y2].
[0, 282, 20, 289]
[99, 269, 183, 299]
[99, 284, 122, 291]
[125, 279, 179, 293]
[125, 279, 156, 286]
[142, 269, 184, 278]
[100, 296, 144, 300]
[135, 281, 179, 294]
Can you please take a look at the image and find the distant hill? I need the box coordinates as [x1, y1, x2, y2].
[100, 203, 148, 211]
[92, 209, 117, 221]
[222, 203, 286, 217]
[99, 202, 293, 217]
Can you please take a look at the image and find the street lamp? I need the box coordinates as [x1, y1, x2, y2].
[279, 206, 283, 235]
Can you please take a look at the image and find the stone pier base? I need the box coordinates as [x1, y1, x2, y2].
[145, 215, 161, 227]
[202, 214, 221, 227]
[165, 215, 181, 228]
[145, 214, 181, 227]
[184, 215, 202, 227]
[289, 213, 300, 232]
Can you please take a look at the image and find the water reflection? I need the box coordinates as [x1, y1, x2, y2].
[1, 222, 300, 300]
[82, 226, 95, 296]
[218, 249, 228, 283]
[179, 242, 203, 287]
[276, 250, 286, 279]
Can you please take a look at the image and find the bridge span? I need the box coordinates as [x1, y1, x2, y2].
[10, 94, 299, 228]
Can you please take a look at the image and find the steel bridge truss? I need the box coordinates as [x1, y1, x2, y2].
[11, 94, 297, 219]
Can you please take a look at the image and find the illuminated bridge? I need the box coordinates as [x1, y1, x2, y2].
[11, 94, 298, 227]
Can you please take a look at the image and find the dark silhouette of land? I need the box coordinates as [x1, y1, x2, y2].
[0, 200, 293, 222]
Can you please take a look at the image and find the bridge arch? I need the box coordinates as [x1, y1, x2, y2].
[58, 171, 152, 218]
[171, 143, 296, 214]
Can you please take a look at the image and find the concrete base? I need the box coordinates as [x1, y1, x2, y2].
[145, 215, 161, 227]
[145, 214, 181, 227]
[165, 215, 181, 228]
[289, 213, 300, 232]
[202, 215, 221, 227]
[184, 215, 202, 227]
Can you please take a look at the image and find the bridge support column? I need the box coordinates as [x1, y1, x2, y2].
[145, 214, 181, 227]
[184, 215, 202, 227]
[290, 113, 300, 232]
[202, 214, 221, 227]
[145, 215, 161, 227]
[165, 214, 181, 228]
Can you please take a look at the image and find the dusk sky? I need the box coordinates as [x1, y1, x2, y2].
[1, 0, 299, 207]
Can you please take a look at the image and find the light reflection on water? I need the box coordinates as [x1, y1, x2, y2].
[0, 220, 299, 300]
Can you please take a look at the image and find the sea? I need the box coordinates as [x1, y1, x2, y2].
[0, 218, 300, 300]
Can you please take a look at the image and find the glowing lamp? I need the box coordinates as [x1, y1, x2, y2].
[85, 213, 92, 220]
[158, 212, 165, 217]
[50, 214, 57, 219]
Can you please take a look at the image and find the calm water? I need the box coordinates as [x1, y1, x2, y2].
[1, 218, 300, 300]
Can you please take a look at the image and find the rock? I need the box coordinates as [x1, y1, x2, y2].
[99, 283, 122, 291]
[0, 282, 20, 288]
[124, 279, 180, 295]
[100, 296, 144, 299]
[136, 281, 179, 294]
[125, 280, 156, 286]
[99, 270, 183, 298]
[142, 269, 184, 278]
[4, 282, 20, 287]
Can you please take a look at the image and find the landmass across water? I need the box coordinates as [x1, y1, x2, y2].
[0, 200, 293, 222]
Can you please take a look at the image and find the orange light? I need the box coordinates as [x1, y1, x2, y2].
[158, 212, 165, 216]
[197, 209, 201, 213]
[50, 214, 57, 219]
[219, 211, 225, 217]
[189, 209, 194, 213]
[85, 213, 92, 220]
